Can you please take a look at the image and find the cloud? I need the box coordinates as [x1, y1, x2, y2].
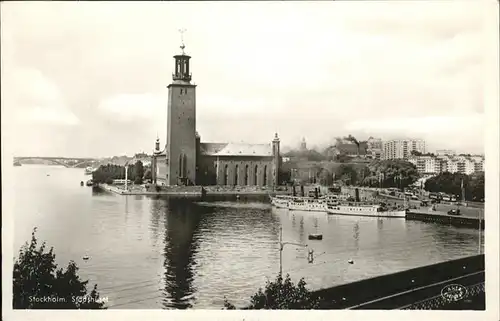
[97, 93, 164, 122]
[0, 1, 490, 157]
[1, 66, 79, 126]
[25, 106, 79, 126]
[343, 114, 484, 153]
[344, 114, 484, 134]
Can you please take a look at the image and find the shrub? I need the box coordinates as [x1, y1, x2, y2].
[13, 228, 106, 309]
[224, 273, 320, 309]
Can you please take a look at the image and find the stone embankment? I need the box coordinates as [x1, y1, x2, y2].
[97, 183, 291, 200]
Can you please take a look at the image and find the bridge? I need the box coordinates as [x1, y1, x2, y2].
[14, 156, 99, 168]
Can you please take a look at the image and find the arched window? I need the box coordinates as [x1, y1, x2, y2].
[234, 165, 239, 186]
[263, 165, 268, 186]
[224, 164, 229, 185]
[179, 154, 183, 177]
[183, 155, 187, 178]
[245, 165, 249, 186]
[254, 165, 258, 186]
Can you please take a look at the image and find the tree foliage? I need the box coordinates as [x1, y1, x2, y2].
[144, 169, 152, 181]
[134, 161, 144, 184]
[359, 160, 419, 189]
[334, 164, 359, 186]
[224, 273, 320, 310]
[92, 161, 146, 184]
[283, 149, 327, 162]
[424, 171, 484, 201]
[13, 228, 106, 309]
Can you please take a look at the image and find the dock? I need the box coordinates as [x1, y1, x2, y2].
[96, 184, 290, 200]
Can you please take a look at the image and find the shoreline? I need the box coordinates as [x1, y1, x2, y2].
[95, 183, 286, 198]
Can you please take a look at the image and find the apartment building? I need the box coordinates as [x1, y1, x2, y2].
[382, 139, 426, 160]
[409, 154, 484, 175]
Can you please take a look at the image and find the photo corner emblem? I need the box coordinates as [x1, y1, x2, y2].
[441, 284, 468, 302]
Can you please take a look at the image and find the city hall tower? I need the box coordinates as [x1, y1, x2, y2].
[165, 33, 197, 185]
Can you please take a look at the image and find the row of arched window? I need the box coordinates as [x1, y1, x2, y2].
[219, 163, 269, 186]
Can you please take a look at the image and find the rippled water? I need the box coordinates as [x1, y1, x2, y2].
[12, 165, 484, 309]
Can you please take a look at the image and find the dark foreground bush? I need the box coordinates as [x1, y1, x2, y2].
[223, 273, 320, 309]
[13, 228, 106, 309]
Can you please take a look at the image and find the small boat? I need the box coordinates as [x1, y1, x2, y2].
[83, 255, 89, 261]
[84, 167, 94, 175]
[308, 234, 323, 240]
[348, 259, 354, 264]
[86, 180, 93, 186]
[80, 181, 84, 186]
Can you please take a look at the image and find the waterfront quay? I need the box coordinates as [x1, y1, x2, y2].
[97, 183, 485, 229]
[406, 210, 484, 230]
[96, 183, 290, 199]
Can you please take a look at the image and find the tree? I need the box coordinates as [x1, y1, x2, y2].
[13, 228, 106, 309]
[224, 273, 320, 309]
[144, 169, 152, 181]
[335, 164, 358, 186]
[365, 160, 419, 189]
[424, 171, 484, 201]
[134, 161, 144, 184]
[317, 168, 333, 186]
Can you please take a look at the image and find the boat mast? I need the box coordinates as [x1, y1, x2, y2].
[478, 207, 482, 254]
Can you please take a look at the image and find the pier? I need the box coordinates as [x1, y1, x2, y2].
[96, 184, 290, 200]
[406, 209, 484, 229]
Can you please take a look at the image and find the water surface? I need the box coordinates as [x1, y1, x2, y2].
[12, 165, 484, 309]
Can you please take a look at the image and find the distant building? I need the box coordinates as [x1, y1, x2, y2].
[151, 43, 281, 187]
[408, 154, 484, 175]
[329, 139, 368, 158]
[382, 139, 426, 160]
[366, 137, 383, 160]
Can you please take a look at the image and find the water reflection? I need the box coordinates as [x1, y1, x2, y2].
[353, 222, 360, 251]
[162, 200, 201, 309]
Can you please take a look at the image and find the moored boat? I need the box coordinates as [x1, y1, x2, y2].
[308, 233, 323, 240]
[270, 195, 294, 209]
[326, 201, 406, 218]
[287, 196, 327, 212]
[84, 167, 94, 175]
[86, 179, 93, 186]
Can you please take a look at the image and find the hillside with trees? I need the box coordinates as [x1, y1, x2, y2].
[360, 159, 420, 189]
[424, 171, 484, 201]
[280, 158, 418, 189]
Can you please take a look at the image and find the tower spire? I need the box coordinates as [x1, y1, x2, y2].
[172, 28, 192, 83]
[179, 28, 187, 54]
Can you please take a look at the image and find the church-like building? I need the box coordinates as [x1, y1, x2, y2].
[151, 42, 281, 187]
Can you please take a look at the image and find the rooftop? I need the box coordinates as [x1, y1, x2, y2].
[200, 142, 273, 157]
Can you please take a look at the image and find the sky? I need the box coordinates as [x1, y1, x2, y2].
[1, 1, 494, 158]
